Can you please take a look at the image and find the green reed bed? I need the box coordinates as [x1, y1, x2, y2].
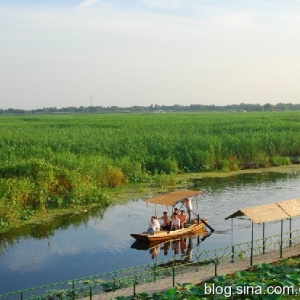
[0, 112, 300, 229]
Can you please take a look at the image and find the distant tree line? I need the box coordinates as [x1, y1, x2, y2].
[1, 102, 300, 114]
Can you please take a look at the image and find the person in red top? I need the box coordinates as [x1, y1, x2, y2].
[178, 210, 187, 228]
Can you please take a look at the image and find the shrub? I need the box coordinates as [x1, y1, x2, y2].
[154, 173, 177, 187]
[253, 152, 271, 167]
[271, 156, 291, 166]
[218, 156, 240, 171]
[105, 167, 127, 188]
[145, 156, 178, 174]
[115, 156, 143, 179]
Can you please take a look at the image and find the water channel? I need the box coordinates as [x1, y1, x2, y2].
[1, 171, 300, 294]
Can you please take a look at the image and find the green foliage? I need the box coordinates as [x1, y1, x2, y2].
[0, 218, 8, 229]
[20, 208, 35, 220]
[146, 156, 178, 174]
[271, 156, 291, 166]
[1, 112, 300, 227]
[115, 156, 143, 178]
[0, 159, 110, 225]
[218, 156, 240, 171]
[42, 288, 76, 300]
[100, 278, 134, 292]
[154, 173, 177, 187]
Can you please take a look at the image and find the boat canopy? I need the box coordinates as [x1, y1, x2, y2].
[145, 190, 205, 207]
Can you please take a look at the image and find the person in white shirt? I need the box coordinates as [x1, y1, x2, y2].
[184, 198, 193, 223]
[147, 216, 160, 235]
[172, 213, 180, 230]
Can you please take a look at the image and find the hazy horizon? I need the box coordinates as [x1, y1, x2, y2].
[1, 0, 300, 110]
[1, 101, 297, 111]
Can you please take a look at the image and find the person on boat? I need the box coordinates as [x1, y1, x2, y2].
[178, 210, 187, 228]
[172, 208, 179, 216]
[184, 198, 193, 223]
[147, 216, 160, 235]
[159, 211, 171, 230]
[172, 213, 180, 230]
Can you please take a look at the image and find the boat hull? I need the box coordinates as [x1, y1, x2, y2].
[131, 232, 210, 250]
[130, 222, 207, 242]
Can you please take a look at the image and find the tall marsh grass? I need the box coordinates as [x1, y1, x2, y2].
[1, 112, 300, 227]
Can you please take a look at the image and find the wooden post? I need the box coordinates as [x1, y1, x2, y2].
[280, 219, 283, 258]
[263, 223, 265, 254]
[231, 218, 234, 262]
[289, 218, 292, 247]
[250, 222, 254, 266]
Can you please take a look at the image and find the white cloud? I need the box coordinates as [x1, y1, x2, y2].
[1, 1, 300, 109]
[75, 0, 98, 9]
[143, 0, 182, 9]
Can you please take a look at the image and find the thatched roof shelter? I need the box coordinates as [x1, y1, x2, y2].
[277, 199, 300, 217]
[225, 198, 300, 224]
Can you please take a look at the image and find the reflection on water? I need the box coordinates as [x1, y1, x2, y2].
[0, 206, 107, 258]
[0, 171, 300, 294]
[192, 171, 296, 189]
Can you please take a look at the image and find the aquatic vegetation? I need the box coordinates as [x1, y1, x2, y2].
[271, 156, 291, 166]
[114, 257, 300, 299]
[1, 112, 300, 228]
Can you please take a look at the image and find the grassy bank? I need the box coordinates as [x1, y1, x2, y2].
[1, 162, 300, 235]
[1, 112, 300, 231]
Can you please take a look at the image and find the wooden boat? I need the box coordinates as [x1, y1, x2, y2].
[130, 190, 211, 242]
[131, 232, 211, 250]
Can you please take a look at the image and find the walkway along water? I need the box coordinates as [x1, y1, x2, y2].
[2, 227, 300, 300]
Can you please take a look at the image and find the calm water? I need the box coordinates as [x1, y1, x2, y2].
[1, 171, 300, 294]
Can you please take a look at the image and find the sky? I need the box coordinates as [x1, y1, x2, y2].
[1, 0, 300, 110]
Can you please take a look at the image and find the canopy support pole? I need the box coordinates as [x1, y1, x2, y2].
[289, 218, 292, 247]
[170, 205, 174, 231]
[231, 218, 234, 263]
[263, 223, 265, 254]
[250, 222, 254, 266]
[280, 219, 283, 258]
